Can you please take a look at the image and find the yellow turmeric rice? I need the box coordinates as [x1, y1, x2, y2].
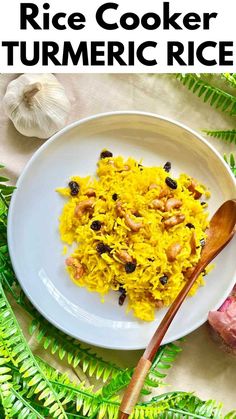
[57, 151, 210, 322]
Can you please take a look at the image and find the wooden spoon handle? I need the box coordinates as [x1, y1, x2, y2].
[119, 266, 203, 419]
[119, 357, 152, 418]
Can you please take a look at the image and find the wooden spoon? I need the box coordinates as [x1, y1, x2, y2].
[119, 199, 236, 419]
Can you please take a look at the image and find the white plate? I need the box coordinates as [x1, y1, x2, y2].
[8, 112, 236, 350]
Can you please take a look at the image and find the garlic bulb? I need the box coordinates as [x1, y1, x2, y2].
[3, 74, 71, 139]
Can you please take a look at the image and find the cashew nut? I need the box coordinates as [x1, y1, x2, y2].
[166, 243, 182, 262]
[75, 198, 95, 217]
[146, 293, 163, 309]
[74, 264, 85, 279]
[115, 201, 125, 217]
[65, 257, 85, 279]
[65, 257, 77, 267]
[159, 188, 171, 198]
[155, 300, 164, 309]
[148, 183, 158, 190]
[165, 198, 182, 212]
[150, 199, 165, 211]
[188, 179, 202, 200]
[85, 188, 96, 197]
[164, 214, 185, 228]
[116, 250, 133, 263]
[125, 214, 143, 232]
[115, 201, 143, 231]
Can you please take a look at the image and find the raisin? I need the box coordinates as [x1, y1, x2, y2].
[165, 177, 177, 189]
[96, 243, 112, 254]
[163, 161, 171, 172]
[125, 262, 136, 274]
[68, 181, 80, 196]
[159, 275, 168, 285]
[186, 223, 195, 229]
[100, 150, 113, 159]
[119, 292, 126, 306]
[118, 286, 126, 305]
[90, 220, 102, 231]
[112, 193, 118, 201]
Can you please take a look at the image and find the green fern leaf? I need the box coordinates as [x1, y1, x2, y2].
[225, 411, 236, 419]
[33, 318, 119, 380]
[100, 368, 132, 399]
[0, 284, 67, 418]
[9, 388, 44, 419]
[0, 355, 44, 419]
[35, 357, 99, 415]
[145, 342, 182, 390]
[100, 343, 181, 400]
[26, 312, 121, 382]
[143, 392, 223, 419]
[224, 153, 236, 176]
[222, 73, 236, 88]
[203, 129, 236, 144]
[97, 402, 107, 419]
[176, 74, 236, 116]
[4, 353, 235, 419]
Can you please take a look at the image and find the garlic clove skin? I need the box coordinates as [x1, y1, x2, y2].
[3, 73, 71, 139]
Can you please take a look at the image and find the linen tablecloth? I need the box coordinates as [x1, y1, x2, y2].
[0, 73, 235, 412]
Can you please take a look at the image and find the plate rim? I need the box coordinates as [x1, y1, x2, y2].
[7, 110, 236, 350]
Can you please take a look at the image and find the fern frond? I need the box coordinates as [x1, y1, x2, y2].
[0, 283, 68, 418]
[222, 73, 236, 88]
[0, 249, 19, 296]
[99, 368, 132, 399]
[224, 153, 236, 176]
[37, 357, 98, 416]
[5, 387, 45, 419]
[141, 341, 182, 395]
[149, 342, 182, 380]
[0, 343, 45, 418]
[0, 165, 16, 209]
[203, 129, 236, 144]
[0, 342, 12, 418]
[100, 342, 181, 399]
[95, 391, 223, 419]
[176, 74, 236, 116]
[143, 392, 223, 419]
[0, 404, 5, 418]
[27, 312, 121, 382]
[99, 366, 160, 400]
[168, 394, 222, 418]
[224, 411, 236, 419]
[10, 357, 118, 418]
[9, 358, 101, 417]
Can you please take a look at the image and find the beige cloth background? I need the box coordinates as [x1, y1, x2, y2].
[0, 74, 235, 413]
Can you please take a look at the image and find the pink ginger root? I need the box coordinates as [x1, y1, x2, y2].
[208, 286, 236, 350]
